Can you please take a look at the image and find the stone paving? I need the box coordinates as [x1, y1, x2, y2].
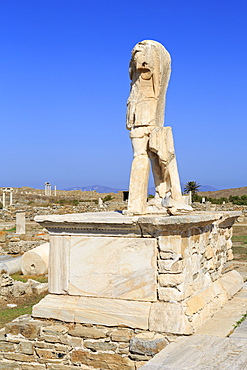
[140, 282, 247, 369]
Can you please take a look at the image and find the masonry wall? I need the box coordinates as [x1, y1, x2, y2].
[154, 220, 242, 334]
[0, 316, 176, 369]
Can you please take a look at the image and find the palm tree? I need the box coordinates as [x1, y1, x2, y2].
[183, 181, 201, 196]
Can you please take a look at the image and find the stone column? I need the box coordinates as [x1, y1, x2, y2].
[45, 182, 52, 196]
[2, 191, 5, 208]
[54, 185, 56, 197]
[16, 211, 26, 235]
[10, 189, 13, 205]
[98, 198, 103, 208]
[188, 191, 192, 205]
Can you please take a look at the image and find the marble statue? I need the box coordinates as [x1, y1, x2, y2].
[126, 40, 191, 214]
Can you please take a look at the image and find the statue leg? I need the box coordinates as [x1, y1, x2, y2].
[148, 150, 169, 201]
[128, 135, 150, 214]
[149, 126, 183, 202]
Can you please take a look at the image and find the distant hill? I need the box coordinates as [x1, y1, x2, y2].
[198, 186, 247, 199]
[64, 185, 125, 193]
[64, 184, 219, 195]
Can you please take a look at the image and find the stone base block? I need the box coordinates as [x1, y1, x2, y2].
[33, 294, 151, 330]
[33, 270, 243, 335]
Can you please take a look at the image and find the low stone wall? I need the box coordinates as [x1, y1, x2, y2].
[0, 315, 177, 369]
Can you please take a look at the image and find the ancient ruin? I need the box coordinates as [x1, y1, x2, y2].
[0, 40, 244, 369]
[1, 187, 13, 208]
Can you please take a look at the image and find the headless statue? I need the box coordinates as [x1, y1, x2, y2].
[126, 40, 192, 214]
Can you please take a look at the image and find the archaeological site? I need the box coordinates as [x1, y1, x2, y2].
[0, 40, 246, 369]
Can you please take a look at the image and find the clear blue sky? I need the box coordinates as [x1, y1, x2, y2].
[1, 0, 247, 190]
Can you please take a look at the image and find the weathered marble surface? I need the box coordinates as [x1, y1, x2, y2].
[34, 211, 240, 236]
[49, 235, 69, 294]
[149, 302, 193, 335]
[68, 236, 157, 301]
[33, 294, 151, 329]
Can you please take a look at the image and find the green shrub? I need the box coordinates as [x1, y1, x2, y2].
[103, 195, 114, 202]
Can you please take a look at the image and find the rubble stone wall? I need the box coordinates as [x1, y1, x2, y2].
[0, 315, 176, 369]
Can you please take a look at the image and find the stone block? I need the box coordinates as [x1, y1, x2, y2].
[71, 350, 135, 369]
[129, 353, 152, 361]
[62, 335, 82, 347]
[117, 343, 129, 354]
[218, 270, 243, 298]
[129, 332, 167, 356]
[185, 295, 205, 315]
[68, 325, 106, 339]
[5, 317, 45, 339]
[35, 348, 64, 360]
[0, 342, 16, 352]
[190, 228, 201, 243]
[75, 296, 151, 330]
[158, 274, 183, 287]
[181, 232, 190, 257]
[158, 235, 181, 254]
[54, 343, 70, 352]
[199, 286, 214, 304]
[34, 294, 151, 330]
[0, 361, 21, 369]
[111, 329, 132, 342]
[158, 287, 183, 302]
[159, 251, 174, 259]
[34, 342, 54, 349]
[3, 353, 36, 362]
[32, 294, 79, 322]
[210, 281, 224, 297]
[42, 325, 69, 337]
[205, 245, 214, 259]
[158, 260, 183, 273]
[149, 302, 193, 335]
[32, 283, 49, 295]
[18, 340, 34, 354]
[84, 340, 117, 352]
[68, 236, 157, 301]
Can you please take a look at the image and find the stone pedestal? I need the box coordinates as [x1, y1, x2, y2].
[16, 210, 26, 235]
[33, 211, 243, 336]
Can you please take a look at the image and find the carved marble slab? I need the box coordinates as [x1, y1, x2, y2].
[68, 236, 157, 301]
